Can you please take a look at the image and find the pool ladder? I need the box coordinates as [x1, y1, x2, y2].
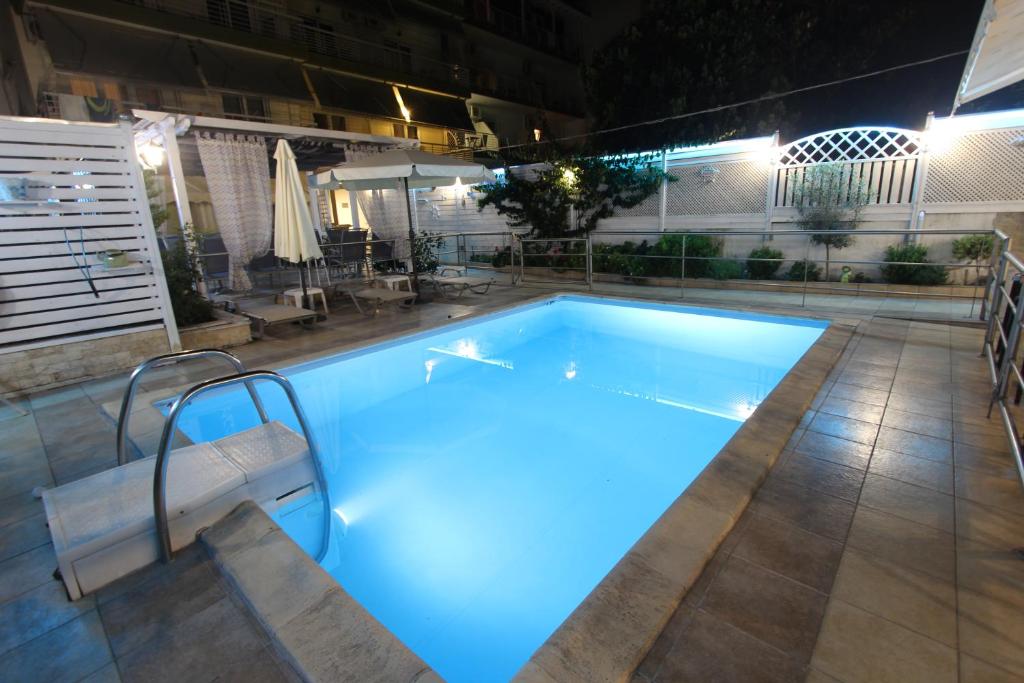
[114, 350, 331, 564]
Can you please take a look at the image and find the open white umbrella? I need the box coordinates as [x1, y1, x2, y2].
[274, 139, 322, 307]
[313, 149, 495, 288]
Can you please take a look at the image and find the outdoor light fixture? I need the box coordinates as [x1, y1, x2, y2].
[533, 128, 542, 142]
[137, 142, 165, 169]
[392, 86, 412, 123]
[923, 124, 961, 155]
[561, 167, 577, 188]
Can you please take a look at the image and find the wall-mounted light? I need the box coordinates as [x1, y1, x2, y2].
[137, 142, 165, 169]
[392, 86, 412, 123]
[533, 128, 542, 142]
[923, 123, 961, 155]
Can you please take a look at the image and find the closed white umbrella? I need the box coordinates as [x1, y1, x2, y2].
[274, 139, 322, 306]
[314, 149, 495, 291]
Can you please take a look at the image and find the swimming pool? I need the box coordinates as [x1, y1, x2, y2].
[171, 295, 826, 681]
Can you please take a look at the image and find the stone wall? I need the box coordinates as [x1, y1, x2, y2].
[0, 329, 170, 396]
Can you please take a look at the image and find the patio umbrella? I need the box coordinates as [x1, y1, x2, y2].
[313, 149, 495, 288]
[274, 139, 323, 308]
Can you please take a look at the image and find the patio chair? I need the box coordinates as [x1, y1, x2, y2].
[200, 235, 230, 291]
[369, 238, 404, 273]
[238, 301, 318, 338]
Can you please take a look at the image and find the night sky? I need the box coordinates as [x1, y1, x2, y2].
[583, 0, 1019, 145]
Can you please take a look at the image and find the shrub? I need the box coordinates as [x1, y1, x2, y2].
[491, 246, 512, 268]
[880, 244, 947, 285]
[592, 241, 648, 277]
[787, 259, 821, 281]
[645, 233, 723, 278]
[161, 231, 215, 327]
[708, 258, 743, 280]
[951, 234, 994, 284]
[412, 231, 444, 273]
[746, 246, 784, 280]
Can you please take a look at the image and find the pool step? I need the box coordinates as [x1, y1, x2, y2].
[42, 421, 316, 600]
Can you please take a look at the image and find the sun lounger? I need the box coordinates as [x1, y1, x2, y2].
[240, 303, 317, 338]
[332, 280, 416, 316]
[424, 273, 495, 298]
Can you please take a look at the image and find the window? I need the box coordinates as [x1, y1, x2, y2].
[393, 123, 405, 138]
[406, 125, 418, 139]
[207, 0, 252, 33]
[222, 94, 267, 121]
[292, 18, 337, 57]
[314, 113, 347, 131]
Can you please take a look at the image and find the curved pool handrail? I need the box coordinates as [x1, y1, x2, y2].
[152, 370, 331, 564]
[116, 349, 270, 465]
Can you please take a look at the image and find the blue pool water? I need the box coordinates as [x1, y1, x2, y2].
[169, 295, 825, 681]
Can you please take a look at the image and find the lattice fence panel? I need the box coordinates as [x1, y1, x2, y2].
[0, 118, 174, 352]
[778, 128, 921, 166]
[662, 160, 769, 217]
[923, 128, 1024, 203]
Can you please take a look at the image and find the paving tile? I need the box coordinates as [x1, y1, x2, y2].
[0, 491, 42, 530]
[27, 385, 87, 411]
[732, 513, 844, 593]
[807, 413, 879, 446]
[0, 580, 95, 656]
[956, 499, 1024, 549]
[681, 511, 751, 609]
[830, 549, 956, 647]
[836, 370, 892, 391]
[960, 654, 1021, 683]
[846, 507, 955, 582]
[0, 452, 53, 501]
[811, 599, 956, 683]
[655, 609, 807, 683]
[79, 662, 122, 683]
[880, 408, 953, 441]
[116, 597, 275, 683]
[0, 543, 56, 605]
[0, 511, 50, 563]
[0, 610, 112, 683]
[950, 444, 1015, 481]
[884, 393, 952, 419]
[868, 448, 953, 494]
[954, 468, 1024, 517]
[99, 548, 224, 657]
[794, 430, 872, 470]
[827, 382, 889, 407]
[752, 478, 857, 543]
[858, 474, 955, 533]
[959, 586, 1024, 678]
[875, 426, 952, 463]
[769, 451, 865, 503]
[818, 396, 884, 423]
[702, 556, 827, 663]
[634, 604, 695, 680]
[842, 360, 897, 379]
[957, 538, 1024, 610]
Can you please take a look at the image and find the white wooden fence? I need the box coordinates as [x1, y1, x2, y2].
[0, 117, 178, 353]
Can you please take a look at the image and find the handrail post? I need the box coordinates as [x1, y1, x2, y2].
[801, 234, 811, 308]
[680, 234, 687, 299]
[982, 251, 1009, 358]
[586, 232, 593, 290]
[990, 273, 1024, 418]
[980, 233, 1009, 323]
[153, 371, 331, 564]
[117, 349, 270, 465]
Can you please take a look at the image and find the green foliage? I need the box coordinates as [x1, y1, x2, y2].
[794, 163, 871, 280]
[161, 225, 215, 327]
[477, 155, 670, 238]
[880, 244, 947, 285]
[951, 234, 994, 284]
[746, 246, 785, 280]
[411, 231, 445, 273]
[708, 259, 743, 281]
[787, 260, 821, 282]
[491, 246, 513, 268]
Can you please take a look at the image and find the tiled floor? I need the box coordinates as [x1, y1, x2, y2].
[1, 282, 1020, 682]
[635, 318, 1024, 683]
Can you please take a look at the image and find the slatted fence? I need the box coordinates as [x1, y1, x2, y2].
[0, 117, 178, 353]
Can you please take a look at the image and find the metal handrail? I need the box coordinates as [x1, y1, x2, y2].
[116, 349, 270, 465]
[153, 370, 331, 564]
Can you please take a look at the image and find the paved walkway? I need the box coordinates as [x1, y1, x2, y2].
[635, 318, 1024, 682]
[1, 282, 1020, 682]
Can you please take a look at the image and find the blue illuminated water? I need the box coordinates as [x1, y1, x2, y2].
[169, 295, 825, 681]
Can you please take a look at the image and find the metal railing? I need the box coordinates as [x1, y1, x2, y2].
[153, 370, 331, 563]
[504, 228, 1003, 315]
[116, 349, 268, 465]
[980, 232, 1024, 492]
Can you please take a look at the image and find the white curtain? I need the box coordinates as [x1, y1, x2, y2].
[357, 188, 412, 261]
[195, 132, 273, 290]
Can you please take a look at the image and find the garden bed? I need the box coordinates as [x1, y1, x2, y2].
[178, 308, 252, 349]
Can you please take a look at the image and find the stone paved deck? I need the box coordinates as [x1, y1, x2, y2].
[1, 281, 1020, 682]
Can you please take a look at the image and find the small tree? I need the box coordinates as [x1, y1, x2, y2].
[793, 163, 870, 281]
[951, 234, 994, 285]
[477, 154, 670, 238]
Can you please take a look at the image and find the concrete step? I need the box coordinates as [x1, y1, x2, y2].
[43, 420, 314, 600]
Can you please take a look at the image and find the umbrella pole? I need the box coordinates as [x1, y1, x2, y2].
[404, 177, 420, 297]
[300, 258, 309, 309]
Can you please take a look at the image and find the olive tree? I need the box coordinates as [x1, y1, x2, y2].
[793, 163, 871, 281]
